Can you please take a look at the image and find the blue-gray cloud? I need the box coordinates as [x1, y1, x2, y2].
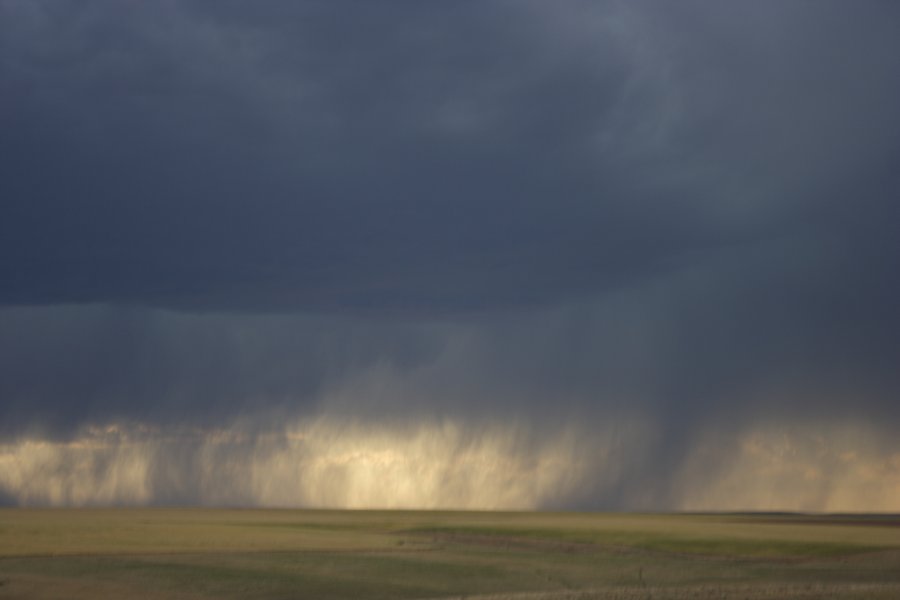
[5, 1, 897, 312]
[1, 1, 900, 508]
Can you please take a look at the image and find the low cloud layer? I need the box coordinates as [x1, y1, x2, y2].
[3, 418, 898, 512]
[1, 1, 899, 509]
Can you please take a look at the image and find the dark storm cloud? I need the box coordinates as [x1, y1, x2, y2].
[1, 1, 900, 508]
[10, 0, 895, 311]
[0, 305, 451, 436]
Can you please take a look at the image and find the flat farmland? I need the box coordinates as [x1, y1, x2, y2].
[1, 509, 898, 599]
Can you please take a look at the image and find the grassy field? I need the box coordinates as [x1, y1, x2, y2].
[1, 509, 898, 599]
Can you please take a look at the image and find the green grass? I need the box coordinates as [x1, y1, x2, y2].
[1, 509, 898, 599]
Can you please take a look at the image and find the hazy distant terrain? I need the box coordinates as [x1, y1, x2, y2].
[1, 510, 898, 599]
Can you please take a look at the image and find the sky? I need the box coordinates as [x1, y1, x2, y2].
[1, 0, 900, 511]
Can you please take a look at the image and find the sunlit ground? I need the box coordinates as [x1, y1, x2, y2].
[0, 509, 899, 599]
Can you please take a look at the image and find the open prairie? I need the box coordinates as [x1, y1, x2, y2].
[1, 509, 898, 599]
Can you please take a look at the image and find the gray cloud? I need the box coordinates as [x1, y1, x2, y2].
[1, 1, 899, 509]
[7, 1, 896, 311]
